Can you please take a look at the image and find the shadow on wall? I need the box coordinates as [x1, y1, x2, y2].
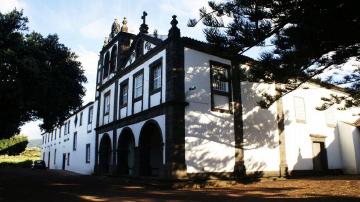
[241, 82, 290, 150]
[290, 130, 341, 175]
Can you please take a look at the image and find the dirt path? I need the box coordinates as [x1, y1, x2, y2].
[0, 168, 359, 202]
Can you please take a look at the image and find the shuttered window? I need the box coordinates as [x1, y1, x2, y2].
[294, 96, 306, 122]
[325, 108, 336, 127]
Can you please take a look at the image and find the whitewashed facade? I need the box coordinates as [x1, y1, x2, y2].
[41, 14, 360, 177]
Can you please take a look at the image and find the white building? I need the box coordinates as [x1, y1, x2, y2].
[41, 13, 360, 178]
[41, 102, 97, 174]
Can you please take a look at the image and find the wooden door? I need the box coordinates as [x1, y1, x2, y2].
[312, 142, 327, 171]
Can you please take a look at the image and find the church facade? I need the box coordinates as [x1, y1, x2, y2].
[41, 13, 360, 178]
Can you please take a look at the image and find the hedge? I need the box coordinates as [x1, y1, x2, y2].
[0, 135, 28, 156]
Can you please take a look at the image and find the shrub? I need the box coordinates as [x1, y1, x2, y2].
[0, 135, 28, 155]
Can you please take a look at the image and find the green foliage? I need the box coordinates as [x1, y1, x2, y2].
[0, 135, 28, 155]
[0, 10, 87, 138]
[191, 0, 360, 108]
[0, 147, 40, 168]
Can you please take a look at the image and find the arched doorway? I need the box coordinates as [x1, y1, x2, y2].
[99, 134, 112, 174]
[139, 121, 163, 177]
[117, 128, 135, 175]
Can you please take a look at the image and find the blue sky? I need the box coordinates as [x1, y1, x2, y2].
[0, 0, 212, 139]
[1, 0, 266, 140]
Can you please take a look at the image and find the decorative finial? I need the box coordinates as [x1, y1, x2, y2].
[139, 11, 149, 34]
[171, 15, 178, 27]
[121, 17, 128, 32]
[103, 36, 109, 46]
[110, 18, 121, 38]
[168, 15, 180, 39]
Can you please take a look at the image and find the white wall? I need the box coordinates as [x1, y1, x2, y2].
[338, 122, 360, 174]
[41, 102, 97, 175]
[241, 82, 280, 173]
[281, 83, 351, 171]
[99, 50, 167, 125]
[184, 47, 235, 173]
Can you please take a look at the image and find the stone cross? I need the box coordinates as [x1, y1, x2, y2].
[141, 11, 147, 24]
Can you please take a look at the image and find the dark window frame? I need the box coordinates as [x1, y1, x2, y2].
[209, 60, 232, 114]
[103, 51, 110, 79]
[103, 91, 111, 116]
[149, 57, 163, 95]
[85, 144, 91, 163]
[88, 106, 93, 124]
[54, 149, 56, 164]
[119, 79, 129, 109]
[132, 69, 144, 103]
[110, 45, 117, 74]
[59, 126, 61, 138]
[79, 112, 83, 126]
[67, 120, 70, 134]
[73, 132, 77, 151]
[67, 153, 70, 166]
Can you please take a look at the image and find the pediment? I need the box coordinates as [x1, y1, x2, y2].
[123, 34, 163, 68]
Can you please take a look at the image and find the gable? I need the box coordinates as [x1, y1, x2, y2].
[123, 34, 164, 68]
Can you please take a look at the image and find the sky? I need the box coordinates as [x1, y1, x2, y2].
[1, 0, 232, 140]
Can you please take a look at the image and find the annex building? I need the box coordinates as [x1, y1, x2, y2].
[41, 13, 360, 178]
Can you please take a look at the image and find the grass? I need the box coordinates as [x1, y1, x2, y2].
[0, 147, 41, 168]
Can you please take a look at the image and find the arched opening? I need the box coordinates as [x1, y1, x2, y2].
[139, 121, 163, 177]
[117, 128, 135, 175]
[103, 51, 110, 78]
[110, 45, 117, 73]
[99, 134, 112, 174]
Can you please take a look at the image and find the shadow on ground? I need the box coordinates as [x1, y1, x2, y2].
[0, 168, 359, 202]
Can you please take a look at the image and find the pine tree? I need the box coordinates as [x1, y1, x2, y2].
[190, 0, 360, 109]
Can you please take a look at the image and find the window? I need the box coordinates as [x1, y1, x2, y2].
[104, 92, 111, 115]
[73, 132, 77, 151]
[54, 149, 56, 165]
[85, 144, 91, 163]
[64, 122, 67, 135]
[212, 64, 229, 93]
[67, 153, 70, 166]
[88, 106, 93, 124]
[294, 96, 306, 123]
[103, 52, 110, 78]
[67, 120, 70, 134]
[133, 71, 143, 99]
[47, 133, 50, 142]
[210, 61, 231, 113]
[59, 127, 61, 138]
[54, 129, 56, 140]
[51, 131, 53, 141]
[119, 80, 128, 107]
[150, 59, 162, 93]
[42, 136, 44, 144]
[79, 112, 83, 126]
[325, 107, 336, 127]
[74, 115, 78, 127]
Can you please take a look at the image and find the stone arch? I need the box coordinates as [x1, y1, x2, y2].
[99, 134, 112, 174]
[117, 127, 135, 175]
[138, 120, 164, 176]
[103, 51, 110, 78]
[110, 45, 117, 73]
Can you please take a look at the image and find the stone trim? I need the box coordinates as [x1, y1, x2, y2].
[276, 83, 288, 177]
[310, 134, 327, 142]
[164, 24, 187, 179]
[232, 61, 245, 178]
